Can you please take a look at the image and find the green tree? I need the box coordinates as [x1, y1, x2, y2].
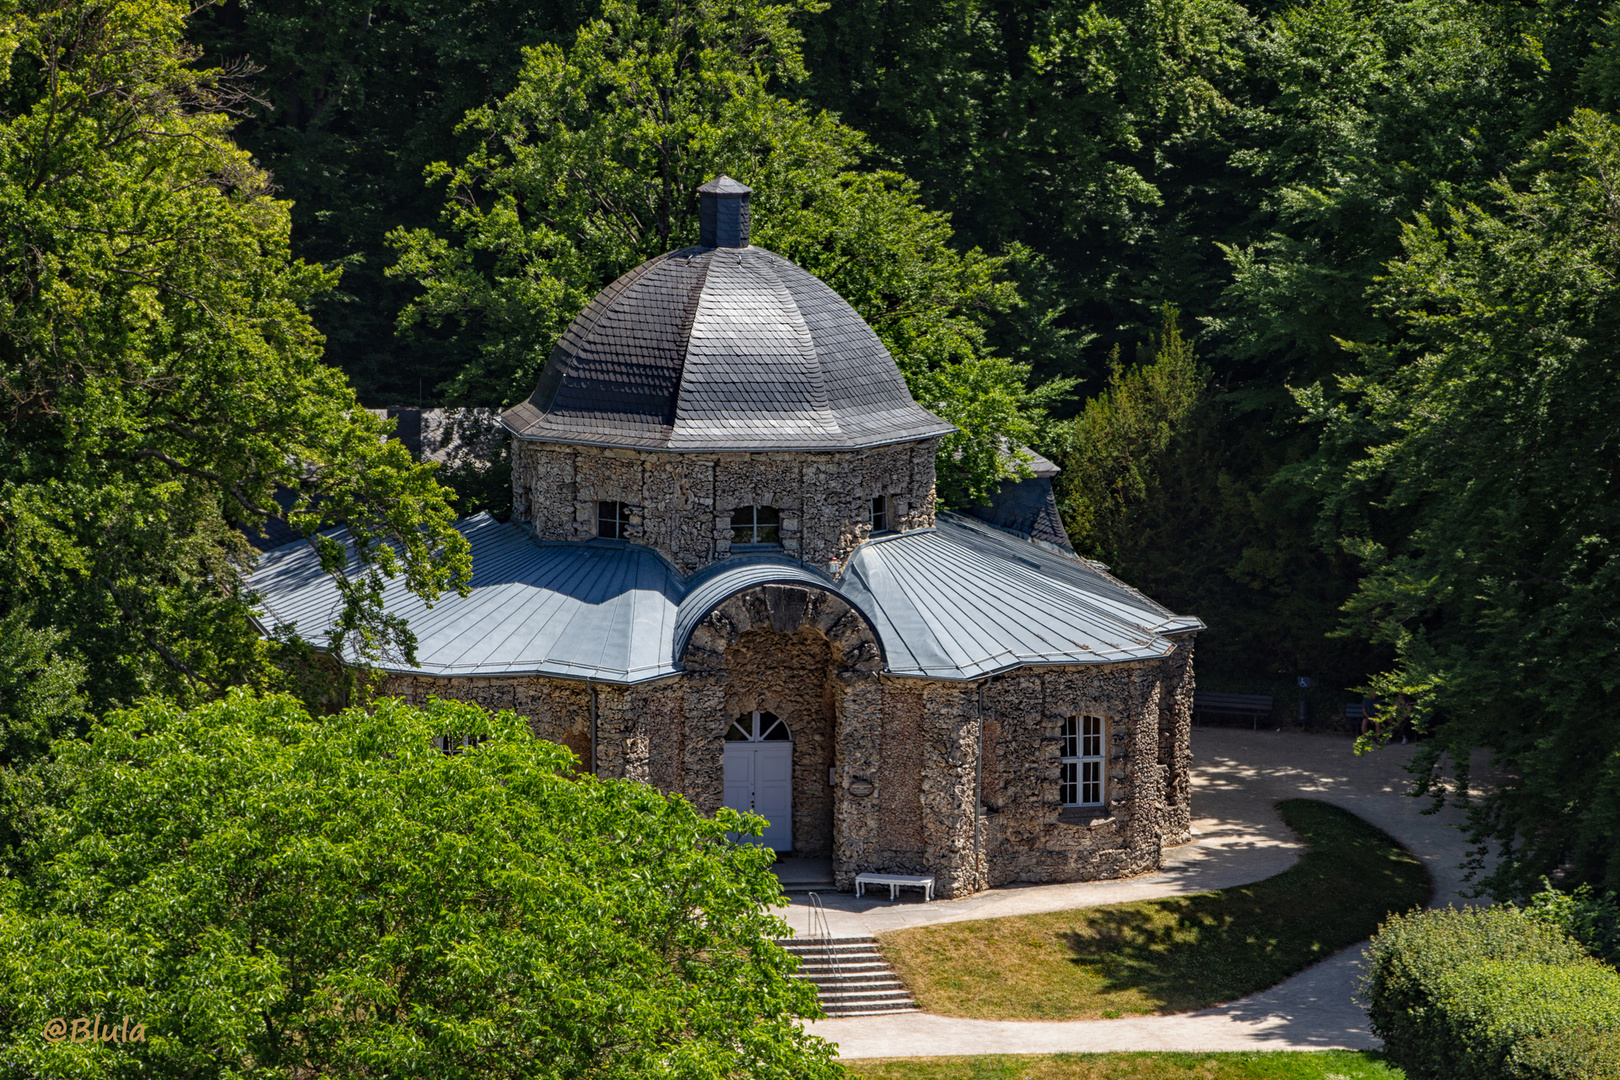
[1045, 310, 1373, 687]
[388, 0, 1070, 508]
[1213, 0, 1553, 385]
[0, 691, 838, 1079]
[0, 0, 470, 710]
[0, 609, 87, 770]
[799, 0, 1254, 386]
[1052, 308, 1208, 563]
[1303, 109, 1620, 897]
[185, 0, 600, 403]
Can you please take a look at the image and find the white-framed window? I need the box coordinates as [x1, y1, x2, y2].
[598, 500, 630, 539]
[730, 505, 781, 546]
[1059, 714, 1105, 806]
[725, 710, 791, 742]
[434, 733, 487, 756]
[869, 495, 888, 532]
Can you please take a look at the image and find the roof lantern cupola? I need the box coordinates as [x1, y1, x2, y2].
[698, 175, 751, 248]
[501, 176, 953, 454]
[500, 176, 955, 574]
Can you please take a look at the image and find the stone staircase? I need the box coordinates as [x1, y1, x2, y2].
[778, 935, 921, 1017]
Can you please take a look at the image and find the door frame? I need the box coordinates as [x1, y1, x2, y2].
[722, 711, 794, 852]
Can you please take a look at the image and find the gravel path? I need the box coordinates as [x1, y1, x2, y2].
[798, 727, 1486, 1056]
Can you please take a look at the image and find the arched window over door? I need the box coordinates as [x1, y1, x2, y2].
[726, 710, 791, 742]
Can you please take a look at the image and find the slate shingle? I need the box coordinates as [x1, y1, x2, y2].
[501, 247, 955, 451]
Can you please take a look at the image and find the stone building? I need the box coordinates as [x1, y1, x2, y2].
[251, 177, 1202, 898]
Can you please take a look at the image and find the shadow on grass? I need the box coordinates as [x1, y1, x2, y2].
[1058, 802, 1432, 1012]
[880, 800, 1432, 1019]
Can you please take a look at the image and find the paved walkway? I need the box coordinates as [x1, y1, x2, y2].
[798, 727, 1488, 1056]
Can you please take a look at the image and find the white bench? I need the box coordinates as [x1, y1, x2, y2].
[855, 872, 935, 902]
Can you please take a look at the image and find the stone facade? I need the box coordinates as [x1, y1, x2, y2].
[510, 438, 941, 573]
[381, 580, 1196, 900]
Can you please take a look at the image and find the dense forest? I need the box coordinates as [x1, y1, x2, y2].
[5, 0, 1620, 896]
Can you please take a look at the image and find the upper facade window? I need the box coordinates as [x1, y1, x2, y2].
[731, 506, 781, 546]
[598, 501, 630, 539]
[1060, 715, 1105, 806]
[434, 733, 487, 756]
[869, 495, 889, 532]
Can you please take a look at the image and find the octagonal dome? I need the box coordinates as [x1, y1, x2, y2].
[501, 180, 955, 452]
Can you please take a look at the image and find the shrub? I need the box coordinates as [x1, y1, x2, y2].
[1360, 906, 1591, 1078]
[1513, 1028, 1620, 1080]
[1525, 880, 1620, 967]
[1429, 960, 1620, 1079]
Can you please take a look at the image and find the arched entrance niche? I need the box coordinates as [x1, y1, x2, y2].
[679, 582, 884, 859]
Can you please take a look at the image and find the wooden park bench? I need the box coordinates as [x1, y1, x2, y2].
[1192, 691, 1274, 730]
[854, 873, 936, 902]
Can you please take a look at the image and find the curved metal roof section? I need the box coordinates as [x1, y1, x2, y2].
[671, 556, 884, 665]
[836, 514, 1204, 680]
[248, 512, 1200, 684]
[248, 514, 684, 683]
[500, 246, 955, 451]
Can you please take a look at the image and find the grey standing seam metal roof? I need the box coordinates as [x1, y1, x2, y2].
[251, 514, 682, 682]
[839, 514, 1201, 679]
[248, 513, 1201, 685]
[501, 246, 956, 452]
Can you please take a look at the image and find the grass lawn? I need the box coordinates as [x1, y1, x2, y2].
[843, 1051, 1405, 1079]
[879, 800, 1430, 1020]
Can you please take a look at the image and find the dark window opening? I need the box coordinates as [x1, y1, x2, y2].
[730, 505, 781, 546]
[727, 711, 790, 741]
[435, 733, 488, 756]
[870, 495, 888, 532]
[598, 500, 630, 539]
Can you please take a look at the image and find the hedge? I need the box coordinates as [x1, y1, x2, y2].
[1361, 906, 1620, 1080]
[1434, 961, 1620, 1078]
[1513, 1029, 1620, 1080]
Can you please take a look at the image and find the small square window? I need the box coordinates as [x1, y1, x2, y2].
[598, 501, 629, 539]
[434, 733, 486, 756]
[870, 495, 888, 532]
[730, 505, 781, 546]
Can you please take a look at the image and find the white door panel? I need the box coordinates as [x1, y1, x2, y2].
[723, 745, 754, 813]
[753, 743, 793, 851]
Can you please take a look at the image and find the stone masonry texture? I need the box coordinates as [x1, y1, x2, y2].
[510, 438, 940, 573]
[382, 619, 1195, 900]
[384, 393, 1196, 899]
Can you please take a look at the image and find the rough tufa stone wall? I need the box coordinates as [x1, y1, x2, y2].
[509, 438, 940, 573]
[382, 608, 1195, 901]
[972, 638, 1196, 887]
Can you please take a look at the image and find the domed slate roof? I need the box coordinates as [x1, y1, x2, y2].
[501, 180, 955, 452]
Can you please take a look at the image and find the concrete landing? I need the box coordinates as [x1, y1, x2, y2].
[773, 856, 835, 892]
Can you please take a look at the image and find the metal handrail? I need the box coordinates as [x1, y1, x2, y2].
[806, 891, 843, 989]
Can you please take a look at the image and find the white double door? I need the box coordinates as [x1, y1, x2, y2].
[723, 741, 793, 851]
